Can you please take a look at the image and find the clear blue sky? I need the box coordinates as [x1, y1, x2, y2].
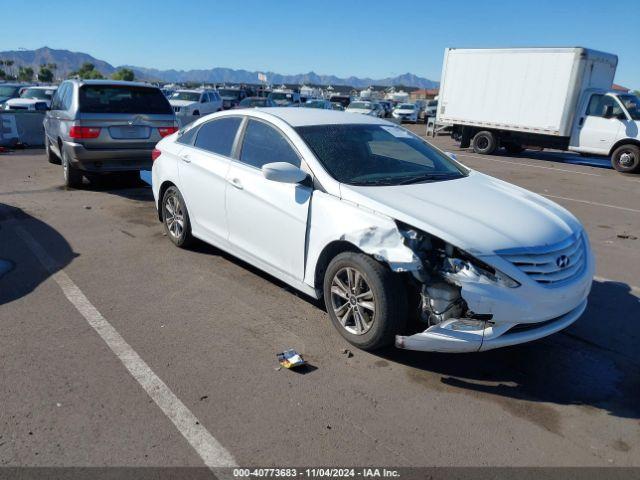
[0, 0, 638, 88]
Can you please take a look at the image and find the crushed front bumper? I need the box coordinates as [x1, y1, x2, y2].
[395, 299, 587, 352]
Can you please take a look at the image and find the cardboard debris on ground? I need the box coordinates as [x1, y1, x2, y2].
[277, 349, 306, 369]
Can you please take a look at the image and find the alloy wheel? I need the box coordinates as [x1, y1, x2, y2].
[164, 193, 185, 240]
[330, 267, 376, 335]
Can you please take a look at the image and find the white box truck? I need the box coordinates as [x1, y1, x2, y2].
[437, 47, 640, 173]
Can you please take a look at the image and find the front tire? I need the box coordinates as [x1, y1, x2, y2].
[323, 252, 406, 351]
[472, 131, 498, 155]
[162, 186, 194, 248]
[611, 144, 640, 173]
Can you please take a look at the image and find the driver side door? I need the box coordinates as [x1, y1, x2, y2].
[576, 94, 623, 154]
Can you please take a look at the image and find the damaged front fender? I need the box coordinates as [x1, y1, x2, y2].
[341, 226, 423, 273]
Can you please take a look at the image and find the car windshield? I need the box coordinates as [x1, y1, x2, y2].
[427, 100, 438, 107]
[269, 92, 292, 101]
[171, 91, 201, 102]
[296, 124, 467, 186]
[22, 88, 55, 100]
[239, 98, 266, 107]
[304, 101, 325, 108]
[80, 85, 173, 114]
[0, 86, 20, 97]
[349, 102, 371, 109]
[219, 89, 241, 99]
[398, 104, 415, 110]
[618, 94, 640, 120]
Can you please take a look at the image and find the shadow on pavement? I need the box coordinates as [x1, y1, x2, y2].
[0, 203, 77, 306]
[176, 236, 640, 420]
[61, 172, 154, 202]
[382, 279, 640, 420]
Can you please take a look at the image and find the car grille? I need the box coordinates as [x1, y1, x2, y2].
[172, 106, 181, 113]
[497, 232, 586, 287]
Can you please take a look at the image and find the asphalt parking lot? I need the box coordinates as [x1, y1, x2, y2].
[0, 132, 639, 469]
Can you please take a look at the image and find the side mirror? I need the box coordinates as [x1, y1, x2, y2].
[445, 151, 458, 161]
[262, 162, 308, 184]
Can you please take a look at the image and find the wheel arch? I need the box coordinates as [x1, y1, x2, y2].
[609, 138, 640, 156]
[157, 180, 176, 222]
[313, 240, 362, 298]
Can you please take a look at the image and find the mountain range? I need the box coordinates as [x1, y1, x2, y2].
[0, 47, 439, 89]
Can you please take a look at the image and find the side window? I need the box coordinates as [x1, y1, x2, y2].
[239, 119, 301, 169]
[51, 84, 66, 110]
[176, 125, 199, 146]
[586, 95, 623, 118]
[193, 117, 242, 156]
[62, 84, 73, 111]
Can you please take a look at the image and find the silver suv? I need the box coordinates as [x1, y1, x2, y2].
[44, 80, 177, 187]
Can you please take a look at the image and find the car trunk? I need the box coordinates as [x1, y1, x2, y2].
[77, 84, 176, 150]
[76, 112, 176, 150]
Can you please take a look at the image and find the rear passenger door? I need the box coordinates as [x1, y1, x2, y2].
[178, 117, 243, 242]
[225, 118, 312, 280]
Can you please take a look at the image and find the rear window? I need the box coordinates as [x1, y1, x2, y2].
[79, 85, 173, 114]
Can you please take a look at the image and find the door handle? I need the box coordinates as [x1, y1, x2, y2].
[180, 153, 191, 163]
[578, 117, 585, 128]
[229, 177, 243, 189]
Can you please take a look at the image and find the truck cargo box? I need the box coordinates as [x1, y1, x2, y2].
[437, 47, 618, 137]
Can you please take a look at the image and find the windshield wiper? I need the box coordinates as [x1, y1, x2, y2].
[396, 173, 459, 185]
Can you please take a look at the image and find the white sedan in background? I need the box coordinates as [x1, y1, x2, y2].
[392, 103, 419, 123]
[345, 101, 384, 117]
[151, 108, 593, 352]
[168, 89, 223, 125]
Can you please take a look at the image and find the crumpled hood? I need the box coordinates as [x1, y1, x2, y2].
[340, 171, 582, 255]
[168, 100, 196, 107]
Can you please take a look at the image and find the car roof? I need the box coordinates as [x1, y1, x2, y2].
[252, 107, 390, 127]
[176, 89, 203, 93]
[26, 85, 57, 89]
[70, 79, 157, 88]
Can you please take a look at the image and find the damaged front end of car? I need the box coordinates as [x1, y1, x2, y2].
[390, 222, 521, 352]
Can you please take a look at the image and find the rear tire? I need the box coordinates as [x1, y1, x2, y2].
[472, 131, 498, 155]
[61, 149, 83, 188]
[323, 252, 406, 351]
[611, 144, 640, 173]
[162, 186, 194, 248]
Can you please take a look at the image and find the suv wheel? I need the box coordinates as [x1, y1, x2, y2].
[323, 252, 406, 351]
[611, 144, 640, 173]
[162, 186, 194, 248]
[62, 149, 83, 188]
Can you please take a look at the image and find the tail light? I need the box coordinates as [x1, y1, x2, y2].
[158, 126, 178, 138]
[151, 148, 162, 161]
[69, 126, 101, 139]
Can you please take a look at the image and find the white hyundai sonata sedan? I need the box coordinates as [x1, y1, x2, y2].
[151, 108, 594, 353]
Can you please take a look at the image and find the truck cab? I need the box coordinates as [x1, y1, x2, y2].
[570, 90, 640, 172]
